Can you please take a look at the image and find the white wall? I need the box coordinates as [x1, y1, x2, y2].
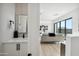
[0, 4, 2, 53]
[28, 3, 40, 56]
[0, 4, 15, 53]
[52, 8, 79, 34]
[0, 3, 15, 42]
[66, 34, 79, 56]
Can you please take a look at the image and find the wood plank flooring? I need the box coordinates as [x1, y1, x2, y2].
[40, 43, 60, 56]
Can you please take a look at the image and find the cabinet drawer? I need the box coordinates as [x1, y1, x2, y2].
[2, 43, 18, 56]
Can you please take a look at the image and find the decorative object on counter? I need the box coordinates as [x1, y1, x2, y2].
[23, 33, 25, 38]
[27, 53, 32, 56]
[13, 30, 18, 38]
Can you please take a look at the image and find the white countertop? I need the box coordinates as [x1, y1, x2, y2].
[2, 38, 28, 44]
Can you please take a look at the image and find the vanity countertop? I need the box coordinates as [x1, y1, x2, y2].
[2, 38, 28, 44]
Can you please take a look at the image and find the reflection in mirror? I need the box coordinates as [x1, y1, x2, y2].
[17, 15, 27, 33]
[14, 3, 28, 38]
[16, 15, 28, 38]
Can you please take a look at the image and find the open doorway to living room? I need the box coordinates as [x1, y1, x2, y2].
[40, 3, 78, 56]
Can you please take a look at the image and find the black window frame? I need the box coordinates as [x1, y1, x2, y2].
[54, 17, 72, 37]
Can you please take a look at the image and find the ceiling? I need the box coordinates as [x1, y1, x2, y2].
[40, 3, 79, 21]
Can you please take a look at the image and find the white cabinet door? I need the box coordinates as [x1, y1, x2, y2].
[2, 43, 28, 56]
[2, 43, 18, 56]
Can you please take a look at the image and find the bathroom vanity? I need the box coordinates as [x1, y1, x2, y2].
[2, 38, 28, 56]
[0, 3, 40, 56]
[0, 4, 29, 56]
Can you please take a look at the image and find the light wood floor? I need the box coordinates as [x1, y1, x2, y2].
[40, 43, 60, 56]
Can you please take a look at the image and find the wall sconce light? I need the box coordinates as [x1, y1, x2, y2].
[9, 20, 14, 25]
[9, 20, 14, 29]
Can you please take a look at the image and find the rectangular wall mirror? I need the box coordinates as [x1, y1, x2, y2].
[14, 3, 28, 38]
[16, 15, 27, 33]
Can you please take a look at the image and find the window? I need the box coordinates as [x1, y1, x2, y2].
[54, 17, 72, 36]
[61, 21, 65, 34]
[54, 23, 57, 33]
[54, 22, 61, 33]
[56, 22, 60, 33]
[66, 19, 72, 34]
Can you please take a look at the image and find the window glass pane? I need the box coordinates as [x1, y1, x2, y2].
[54, 17, 72, 37]
[56, 22, 60, 33]
[54, 23, 57, 33]
[56, 23, 58, 33]
[66, 19, 72, 34]
[61, 21, 65, 34]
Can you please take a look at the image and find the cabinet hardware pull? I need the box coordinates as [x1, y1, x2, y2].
[16, 44, 20, 51]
